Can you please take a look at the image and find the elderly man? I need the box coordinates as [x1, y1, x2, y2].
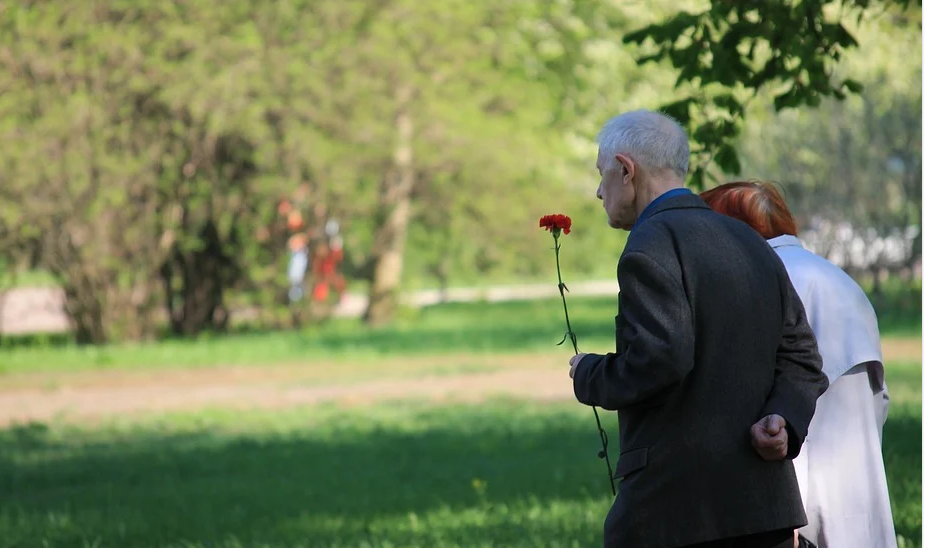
[568, 110, 828, 548]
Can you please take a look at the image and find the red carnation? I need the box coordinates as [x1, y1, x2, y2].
[539, 213, 572, 235]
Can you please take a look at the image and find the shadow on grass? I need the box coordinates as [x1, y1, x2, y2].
[0, 400, 920, 548]
[0, 404, 615, 547]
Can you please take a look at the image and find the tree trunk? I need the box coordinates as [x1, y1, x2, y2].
[161, 221, 235, 336]
[50, 236, 109, 344]
[436, 258, 450, 304]
[364, 85, 415, 326]
[62, 279, 107, 345]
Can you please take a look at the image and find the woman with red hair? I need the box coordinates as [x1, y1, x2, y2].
[701, 181, 897, 548]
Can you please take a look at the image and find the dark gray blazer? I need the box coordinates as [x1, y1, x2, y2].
[572, 193, 828, 548]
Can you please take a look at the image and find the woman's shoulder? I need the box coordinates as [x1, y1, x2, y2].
[778, 247, 871, 303]
[777, 245, 843, 277]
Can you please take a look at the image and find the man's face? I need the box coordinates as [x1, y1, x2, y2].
[596, 149, 636, 230]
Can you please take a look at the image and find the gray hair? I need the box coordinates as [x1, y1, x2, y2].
[596, 110, 690, 178]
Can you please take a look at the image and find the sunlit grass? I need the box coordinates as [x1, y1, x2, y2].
[0, 359, 919, 548]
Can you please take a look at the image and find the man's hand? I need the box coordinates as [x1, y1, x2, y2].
[569, 353, 587, 379]
[751, 414, 789, 461]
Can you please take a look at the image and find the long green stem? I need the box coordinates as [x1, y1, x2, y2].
[554, 231, 615, 496]
[554, 236, 579, 354]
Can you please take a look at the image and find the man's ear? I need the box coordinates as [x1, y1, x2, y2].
[615, 153, 635, 183]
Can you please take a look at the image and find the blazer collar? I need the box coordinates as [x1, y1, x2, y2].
[634, 192, 711, 229]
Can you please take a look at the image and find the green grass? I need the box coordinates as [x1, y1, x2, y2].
[1, 293, 920, 374]
[883, 360, 923, 534]
[0, 298, 623, 373]
[0, 402, 614, 548]
[0, 360, 920, 548]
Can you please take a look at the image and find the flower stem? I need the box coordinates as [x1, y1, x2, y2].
[555, 233, 615, 497]
[555, 237, 579, 354]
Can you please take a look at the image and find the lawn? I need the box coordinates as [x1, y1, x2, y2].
[0, 359, 920, 548]
[1, 291, 920, 374]
[0, 297, 626, 373]
[0, 291, 919, 547]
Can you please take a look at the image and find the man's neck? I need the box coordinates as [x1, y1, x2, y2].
[634, 181, 685, 218]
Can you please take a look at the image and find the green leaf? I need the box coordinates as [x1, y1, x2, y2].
[660, 12, 700, 40]
[623, 24, 658, 45]
[659, 97, 696, 126]
[714, 143, 742, 175]
[688, 167, 706, 191]
[637, 51, 667, 64]
[834, 23, 859, 48]
[712, 93, 741, 115]
[843, 79, 864, 93]
[773, 86, 802, 111]
[624, 12, 698, 45]
[693, 122, 721, 145]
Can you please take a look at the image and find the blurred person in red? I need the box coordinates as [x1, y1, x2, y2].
[327, 234, 346, 303]
[324, 219, 346, 302]
[311, 237, 346, 305]
[310, 241, 331, 303]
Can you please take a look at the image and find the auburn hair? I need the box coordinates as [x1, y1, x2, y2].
[700, 181, 798, 239]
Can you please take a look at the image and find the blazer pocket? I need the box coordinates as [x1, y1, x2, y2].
[613, 446, 648, 479]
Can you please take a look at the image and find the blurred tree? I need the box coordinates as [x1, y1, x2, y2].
[0, 0, 634, 335]
[0, 0, 295, 340]
[0, 2, 170, 342]
[298, 0, 634, 325]
[0, 0, 916, 342]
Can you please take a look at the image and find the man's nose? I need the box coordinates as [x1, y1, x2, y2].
[596, 185, 603, 200]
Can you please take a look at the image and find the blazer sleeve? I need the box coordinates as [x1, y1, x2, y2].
[761, 271, 828, 459]
[572, 251, 695, 411]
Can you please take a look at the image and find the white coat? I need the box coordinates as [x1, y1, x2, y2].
[769, 235, 897, 548]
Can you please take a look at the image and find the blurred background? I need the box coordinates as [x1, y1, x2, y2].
[0, 0, 920, 547]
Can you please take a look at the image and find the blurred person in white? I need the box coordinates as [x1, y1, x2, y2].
[701, 181, 897, 548]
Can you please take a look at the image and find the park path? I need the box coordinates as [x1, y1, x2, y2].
[0, 354, 574, 426]
[0, 339, 919, 427]
[0, 281, 620, 335]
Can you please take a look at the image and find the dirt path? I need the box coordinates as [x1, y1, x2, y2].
[0, 358, 573, 426]
[0, 339, 918, 427]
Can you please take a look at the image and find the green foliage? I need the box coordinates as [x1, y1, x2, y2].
[869, 279, 924, 336]
[0, 0, 918, 341]
[623, 0, 922, 187]
[0, 1, 302, 341]
[0, 0, 641, 338]
[0, 373, 920, 547]
[0, 296, 619, 373]
[733, 11, 922, 273]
